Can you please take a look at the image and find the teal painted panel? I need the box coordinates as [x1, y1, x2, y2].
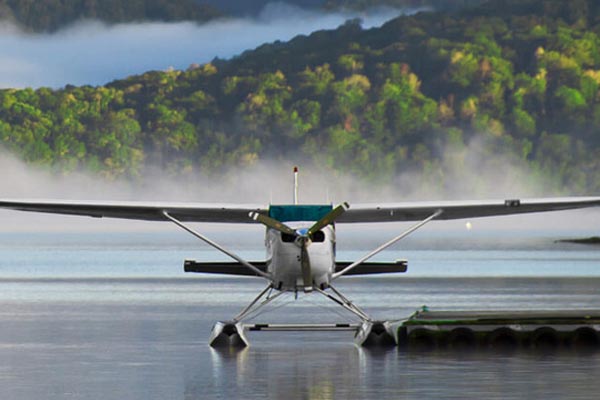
[268, 204, 332, 222]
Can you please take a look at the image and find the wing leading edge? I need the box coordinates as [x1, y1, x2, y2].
[0, 197, 599, 223]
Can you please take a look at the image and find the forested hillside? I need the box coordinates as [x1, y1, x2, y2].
[0, 0, 221, 32]
[1, 0, 599, 193]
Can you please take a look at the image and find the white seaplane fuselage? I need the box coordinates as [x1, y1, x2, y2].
[265, 223, 335, 291]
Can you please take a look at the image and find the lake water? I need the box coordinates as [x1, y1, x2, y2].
[0, 229, 599, 399]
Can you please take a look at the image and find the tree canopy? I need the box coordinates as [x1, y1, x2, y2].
[1, 0, 600, 193]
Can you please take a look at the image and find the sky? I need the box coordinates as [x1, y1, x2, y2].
[0, 3, 416, 88]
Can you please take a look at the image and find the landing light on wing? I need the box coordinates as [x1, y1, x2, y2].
[466, 221, 473, 230]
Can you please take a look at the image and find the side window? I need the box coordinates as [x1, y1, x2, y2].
[281, 232, 296, 243]
[311, 230, 325, 243]
[280, 230, 325, 243]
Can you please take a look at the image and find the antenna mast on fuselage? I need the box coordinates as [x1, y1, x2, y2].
[293, 166, 299, 205]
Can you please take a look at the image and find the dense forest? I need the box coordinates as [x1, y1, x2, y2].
[1, 0, 599, 194]
[0, 0, 221, 32]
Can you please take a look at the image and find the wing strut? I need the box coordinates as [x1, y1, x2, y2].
[162, 211, 271, 279]
[332, 210, 443, 280]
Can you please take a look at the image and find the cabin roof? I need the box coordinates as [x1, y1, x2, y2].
[268, 204, 332, 222]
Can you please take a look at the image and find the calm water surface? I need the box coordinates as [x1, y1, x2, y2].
[0, 230, 599, 399]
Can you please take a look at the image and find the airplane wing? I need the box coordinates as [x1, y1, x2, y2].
[0, 197, 599, 223]
[0, 199, 267, 223]
[338, 197, 600, 223]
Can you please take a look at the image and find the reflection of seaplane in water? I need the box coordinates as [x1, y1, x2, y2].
[1, 168, 599, 347]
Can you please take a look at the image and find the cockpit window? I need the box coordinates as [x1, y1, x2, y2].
[311, 230, 325, 242]
[280, 230, 325, 243]
[281, 232, 296, 243]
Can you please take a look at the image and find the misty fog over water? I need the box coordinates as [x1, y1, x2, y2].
[0, 3, 415, 88]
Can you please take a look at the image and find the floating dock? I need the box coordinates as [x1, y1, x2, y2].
[398, 309, 600, 350]
[209, 310, 600, 349]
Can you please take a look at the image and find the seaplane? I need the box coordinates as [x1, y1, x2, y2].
[1, 167, 599, 347]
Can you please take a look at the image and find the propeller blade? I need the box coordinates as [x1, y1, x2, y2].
[307, 202, 350, 236]
[249, 212, 297, 236]
[300, 238, 313, 292]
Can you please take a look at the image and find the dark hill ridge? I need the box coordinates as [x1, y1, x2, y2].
[1, 0, 599, 195]
[196, 0, 487, 15]
[0, 0, 487, 32]
[197, 0, 325, 15]
[322, 0, 486, 12]
[557, 237, 600, 245]
[0, 0, 222, 32]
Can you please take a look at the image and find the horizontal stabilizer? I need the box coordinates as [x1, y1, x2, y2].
[184, 260, 267, 276]
[334, 260, 407, 275]
[184, 260, 407, 276]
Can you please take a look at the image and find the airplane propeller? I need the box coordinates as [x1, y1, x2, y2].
[307, 202, 349, 236]
[249, 212, 297, 236]
[299, 236, 312, 292]
[249, 202, 350, 292]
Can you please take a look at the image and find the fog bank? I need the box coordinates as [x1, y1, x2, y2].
[0, 144, 598, 233]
